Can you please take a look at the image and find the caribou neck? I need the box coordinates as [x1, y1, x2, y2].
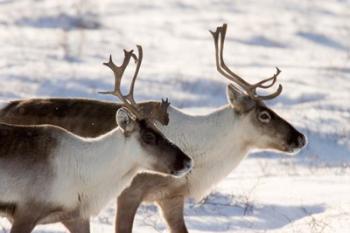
[70, 130, 135, 182]
[156, 105, 251, 200]
[52, 129, 140, 217]
[158, 105, 250, 159]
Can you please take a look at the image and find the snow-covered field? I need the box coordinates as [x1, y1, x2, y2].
[0, 0, 349, 232]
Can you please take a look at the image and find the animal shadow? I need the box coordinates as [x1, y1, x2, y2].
[136, 192, 325, 232]
[185, 192, 325, 232]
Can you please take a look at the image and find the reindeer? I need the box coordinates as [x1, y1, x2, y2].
[0, 24, 306, 233]
[0, 46, 192, 233]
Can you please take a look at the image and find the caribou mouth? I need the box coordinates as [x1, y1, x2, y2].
[281, 143, 304, 155]
[171, 160, 193, 177]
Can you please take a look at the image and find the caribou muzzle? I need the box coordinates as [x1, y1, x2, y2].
[284, 129, 306, 153]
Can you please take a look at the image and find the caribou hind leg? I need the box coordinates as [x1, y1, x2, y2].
[62, 218, 90, 233]
[157, 196, 188, 233]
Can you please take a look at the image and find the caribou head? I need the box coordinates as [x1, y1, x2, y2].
[100, 46, 192, 175]
[211, 24, 306, 154]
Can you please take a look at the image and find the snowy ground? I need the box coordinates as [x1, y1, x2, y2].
[0, 0, 350, 232]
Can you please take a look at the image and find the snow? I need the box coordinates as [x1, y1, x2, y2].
[0, 0, 349, 232]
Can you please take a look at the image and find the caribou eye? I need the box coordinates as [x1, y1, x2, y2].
[142, 131, 157, 144]
[258, 110, 271, 123]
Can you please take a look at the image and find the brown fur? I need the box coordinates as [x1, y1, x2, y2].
[0, 98, 168, 137]
[115, 173, 188, 233]
[0, 123, 68, 229]
[0, 202, 16, 219]
[0, 123, 58, 163]
[62, 219, 90, 233]
[116, 173, 187, 233]
[157, 197, 188, 233]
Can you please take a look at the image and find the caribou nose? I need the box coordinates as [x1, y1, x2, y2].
[183, 158, 193, 171]
[171, 152, 192, 176]
[297, 134, 306, 148]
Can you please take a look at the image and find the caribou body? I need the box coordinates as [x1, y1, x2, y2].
[0, 25, 306, 233]
[0, 46, 192, 233]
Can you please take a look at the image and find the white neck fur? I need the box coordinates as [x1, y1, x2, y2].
[156, 105, 251, 201]
[50, 128, 140, 217]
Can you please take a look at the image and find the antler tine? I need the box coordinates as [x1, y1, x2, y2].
[100, 50, 134, 96]
[210, 26, 239, 84]
[253, 67, 280, 88]
[250, 67, 283, 100]
[211, 24, 283, 101]
[211, 24, 258, 96]
[210, 24, 251, 90]
[99, 49, 142, 118]
[125, 45, 143, 106]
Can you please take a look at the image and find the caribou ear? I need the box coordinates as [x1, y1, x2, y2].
[226, 84, 255, 113]
[116, 107, 136, 134]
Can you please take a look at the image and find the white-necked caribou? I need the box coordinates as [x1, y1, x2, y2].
[0, 25, 305, 233]
[0, 46, 192, 233]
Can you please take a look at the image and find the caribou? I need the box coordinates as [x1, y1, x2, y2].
[0, 24, 306, 233]
[0, 46, 192, 233]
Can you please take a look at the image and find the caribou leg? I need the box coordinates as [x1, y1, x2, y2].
[116, 188, 143, 233]
[62, 218, 90, 233]
[157, 196, 188, 233]
[10, 207, 43, 233]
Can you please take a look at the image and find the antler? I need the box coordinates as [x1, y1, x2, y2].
[210, 24, 283, 100]
[100, 45, 171, 123]
[99, 45, 143, 119]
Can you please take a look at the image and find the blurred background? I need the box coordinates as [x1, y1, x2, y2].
[0, 0, 349, 232]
